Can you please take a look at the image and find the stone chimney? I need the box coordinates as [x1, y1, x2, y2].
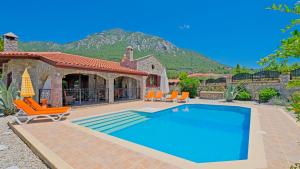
[120, 46, 136, 69]
[3, 32, 18, 52]
[125, 46, 133, 61]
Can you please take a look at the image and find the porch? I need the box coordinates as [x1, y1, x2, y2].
[39, 73, 143, 106]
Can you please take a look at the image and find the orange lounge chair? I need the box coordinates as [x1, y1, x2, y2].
[166, 91, 179, 102]
[177, 92, 190, 102]
[144, 90, 155, 101]
[154, 91, 163, 101]
[24, 97, 70, 111]
[14, 100, 70, 124]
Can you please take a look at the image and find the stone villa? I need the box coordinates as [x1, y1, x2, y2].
[0, 32, 169, 106]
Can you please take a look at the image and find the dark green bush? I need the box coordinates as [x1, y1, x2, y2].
[235, 84, 252, 101]
[235, 90, 252, 101]
[258, 88, 279, 103]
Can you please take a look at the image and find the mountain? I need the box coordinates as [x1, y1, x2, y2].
[19, 29, 230, 78]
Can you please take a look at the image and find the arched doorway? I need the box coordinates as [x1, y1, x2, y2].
[62, 74, 108, 105]
[114, 76, 140, 101]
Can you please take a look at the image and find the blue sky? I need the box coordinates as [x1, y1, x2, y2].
[0, 0, 298, 68]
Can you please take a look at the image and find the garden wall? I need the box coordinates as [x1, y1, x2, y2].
[196, 74, 299, 100]
[231, 75, 298, 100]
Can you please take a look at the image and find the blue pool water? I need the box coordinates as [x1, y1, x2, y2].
[73, 104, 251, 163]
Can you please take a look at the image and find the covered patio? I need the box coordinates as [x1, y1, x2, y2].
[0, 52, 147, 107]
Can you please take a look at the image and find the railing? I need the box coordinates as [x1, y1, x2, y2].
[232, 70, 280, 82]
[232, 73, 253, 82]
[114, 88, 140, 101]
[206, 77, 226, 84]
[63, 88, 109, 106]
[291, 68, 300, 80]
[252, 70, 280, 81]
[39, 88, 109, 106]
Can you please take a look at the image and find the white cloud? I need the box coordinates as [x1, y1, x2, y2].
[179, 24, 191, 30]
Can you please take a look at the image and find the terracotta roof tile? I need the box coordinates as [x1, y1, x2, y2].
[0, 52, 147, 76]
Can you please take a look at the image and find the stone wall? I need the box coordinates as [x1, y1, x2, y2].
[199, 91, 224, 100]
[197, 75, 299, 100]
[3, 59, 62, 106]
[230, 75, 298, 99]
[136, 55, 164, 76]
[136, 55, 168, 92]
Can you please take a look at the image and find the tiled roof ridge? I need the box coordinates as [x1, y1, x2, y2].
[0, 52, 147, 76]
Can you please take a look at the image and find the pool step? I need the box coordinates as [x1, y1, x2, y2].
[95, 116, 148, 133]
[73, 111, 129, 123]
[80, 113, 137, 127]
[103, 118, 149, 134]
[94, 116, 144, 131]
[73, 111, 136, 125]
[90, 114, 142, 129]
[74, 111, 148, 134]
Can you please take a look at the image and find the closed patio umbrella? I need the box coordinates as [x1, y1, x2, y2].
[160, 68, 170, 94]
[20, 68, 35, 98]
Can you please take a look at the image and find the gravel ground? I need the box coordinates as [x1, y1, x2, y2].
[0, 116, 48, 169]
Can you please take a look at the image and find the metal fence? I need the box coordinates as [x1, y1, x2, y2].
[206, 77, 226, 84]
[232, 73, 253, 82]
[232, 70, 280, 82]
[114, 88, 141, 101]
[63, 88, 109, 106]
[291, 68, 300, 80]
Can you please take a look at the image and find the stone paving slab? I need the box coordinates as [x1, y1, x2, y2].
[11, 100, 300, 169]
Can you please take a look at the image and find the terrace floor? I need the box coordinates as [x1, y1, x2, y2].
[10, 100, 300, 169]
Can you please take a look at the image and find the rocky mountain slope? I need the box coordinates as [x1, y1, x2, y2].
[19, 29, 230, 77]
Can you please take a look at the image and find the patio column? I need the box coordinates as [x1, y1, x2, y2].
[140, 76, 147, 99]
[107, 77, 114, 103]
[128, 78, 133, 99]
[50, 73, 63, 107]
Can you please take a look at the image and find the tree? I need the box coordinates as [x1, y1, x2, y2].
[268, 2, 300, 32]
[231, 64, 254, 75]
[178, 72, 199, 98]
[259, 30, 300, 73]
[0, 38, 3, 52]
[259, 2, 300, 73]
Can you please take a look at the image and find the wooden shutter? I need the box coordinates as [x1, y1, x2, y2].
[156, 76, 161, 87]
[146, 76, 151, 87]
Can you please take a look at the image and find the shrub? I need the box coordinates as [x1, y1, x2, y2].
[290, 163, 300, 169]
[258, 88, 279, 103]
[178, 72, 200, 98]
[235, 90, 252, 101]
[288, 92, 300, 122]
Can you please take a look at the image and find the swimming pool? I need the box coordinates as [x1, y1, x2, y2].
[73, 104, 251, 163]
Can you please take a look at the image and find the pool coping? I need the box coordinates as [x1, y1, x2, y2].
[69, 103, 267, 169]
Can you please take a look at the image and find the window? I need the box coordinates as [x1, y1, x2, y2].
[151, 65, 155, 70]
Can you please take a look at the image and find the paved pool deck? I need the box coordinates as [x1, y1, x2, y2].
[10, 100, 300, 169]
